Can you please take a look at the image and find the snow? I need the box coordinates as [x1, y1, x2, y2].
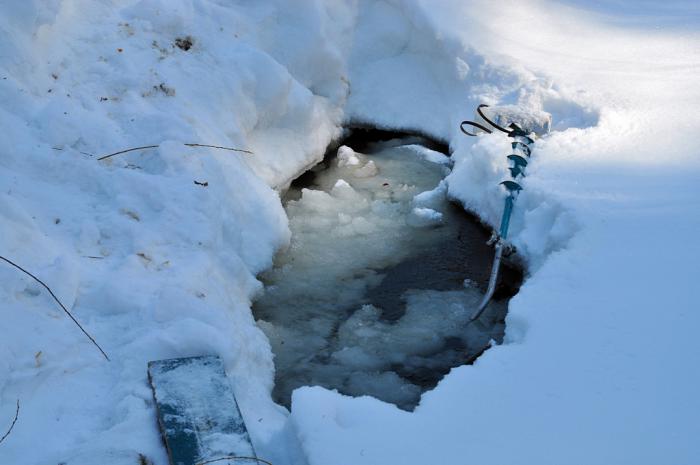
[401, 144, 452, 166]
[0, 0, 699, 465]
[407, 206, 443, 227]
[475, 104, 552, 136]
[336, 145, 361, 166]
[0, 1, 336, 463]
[290, 2, 700, 465]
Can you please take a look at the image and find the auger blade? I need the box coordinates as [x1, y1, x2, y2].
[507, 154, 528, 167]
[511, 141, 531, 157]
[501, 180, 522, 193]
[509, 166, 524, 178]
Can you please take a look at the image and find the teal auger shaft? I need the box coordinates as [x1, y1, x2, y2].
[459, 106, 534, 321]
[499, 195, 514, 238]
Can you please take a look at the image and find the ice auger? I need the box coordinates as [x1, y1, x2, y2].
[459, 104, 535, 321]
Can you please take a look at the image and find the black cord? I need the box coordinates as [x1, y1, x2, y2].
[476, 104, 512, 134]
[196, 456, 273, 465]
[0, 399, 19, 445]
[0, 255, 110, 361]
[460, 104, 531, 139]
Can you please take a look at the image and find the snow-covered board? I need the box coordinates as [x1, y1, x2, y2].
[147, 356, 256, 465]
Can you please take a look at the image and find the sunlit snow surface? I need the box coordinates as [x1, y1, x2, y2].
[254, 142, 509, 409]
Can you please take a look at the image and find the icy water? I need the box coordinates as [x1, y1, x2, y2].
[253, 139, 521, 410]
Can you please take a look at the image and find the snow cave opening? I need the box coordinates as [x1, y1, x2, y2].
[253, 128, 523, 411]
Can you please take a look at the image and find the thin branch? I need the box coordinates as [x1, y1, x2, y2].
[97, 143, 253, 161]
[0, 400, 19, 445]
[183, 143, 254, 154]
[196, 457, 273, 465]
[52, 147, 95, 157]
[97, 145, 159, 161]
[0, 255, 110, 361]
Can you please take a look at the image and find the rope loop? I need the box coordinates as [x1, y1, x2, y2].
[460, 104, 533, 140]
[476, 104, 511, 134]
[460, 120, 493, 136]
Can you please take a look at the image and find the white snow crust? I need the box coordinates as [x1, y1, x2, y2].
[1, 1, 698, 464]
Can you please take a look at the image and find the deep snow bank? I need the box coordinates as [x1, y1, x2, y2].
[0, 1, 346, 463]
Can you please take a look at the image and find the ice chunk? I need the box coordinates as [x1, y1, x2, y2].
[330, 179, 364, 204]
[402, 144, 452, 166]
[337, 145, 361, 167]
[351, 216, 376, 235]
[407, 207, 443, 227]
[353, 160, 378, 178]
[412, 181, 447, 210]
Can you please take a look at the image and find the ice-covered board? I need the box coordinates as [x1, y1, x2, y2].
[147, 355, 256, 465]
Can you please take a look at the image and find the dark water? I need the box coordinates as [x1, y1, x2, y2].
[253, 137, 522, 410]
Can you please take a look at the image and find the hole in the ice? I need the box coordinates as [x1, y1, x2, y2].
[253, 128, 523, 411]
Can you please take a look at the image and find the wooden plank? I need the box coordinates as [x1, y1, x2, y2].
[147, 355, 256, 465]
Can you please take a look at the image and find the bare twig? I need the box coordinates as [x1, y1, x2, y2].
[97, 145, 159, 161]
[196, 457, 273, 465]
[51, 147, 95, 157]
[0, 400, 19, 445]
[183, 143, 254, 154]
[98, 143, 253, 161]
[0, 255, 110, 361]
